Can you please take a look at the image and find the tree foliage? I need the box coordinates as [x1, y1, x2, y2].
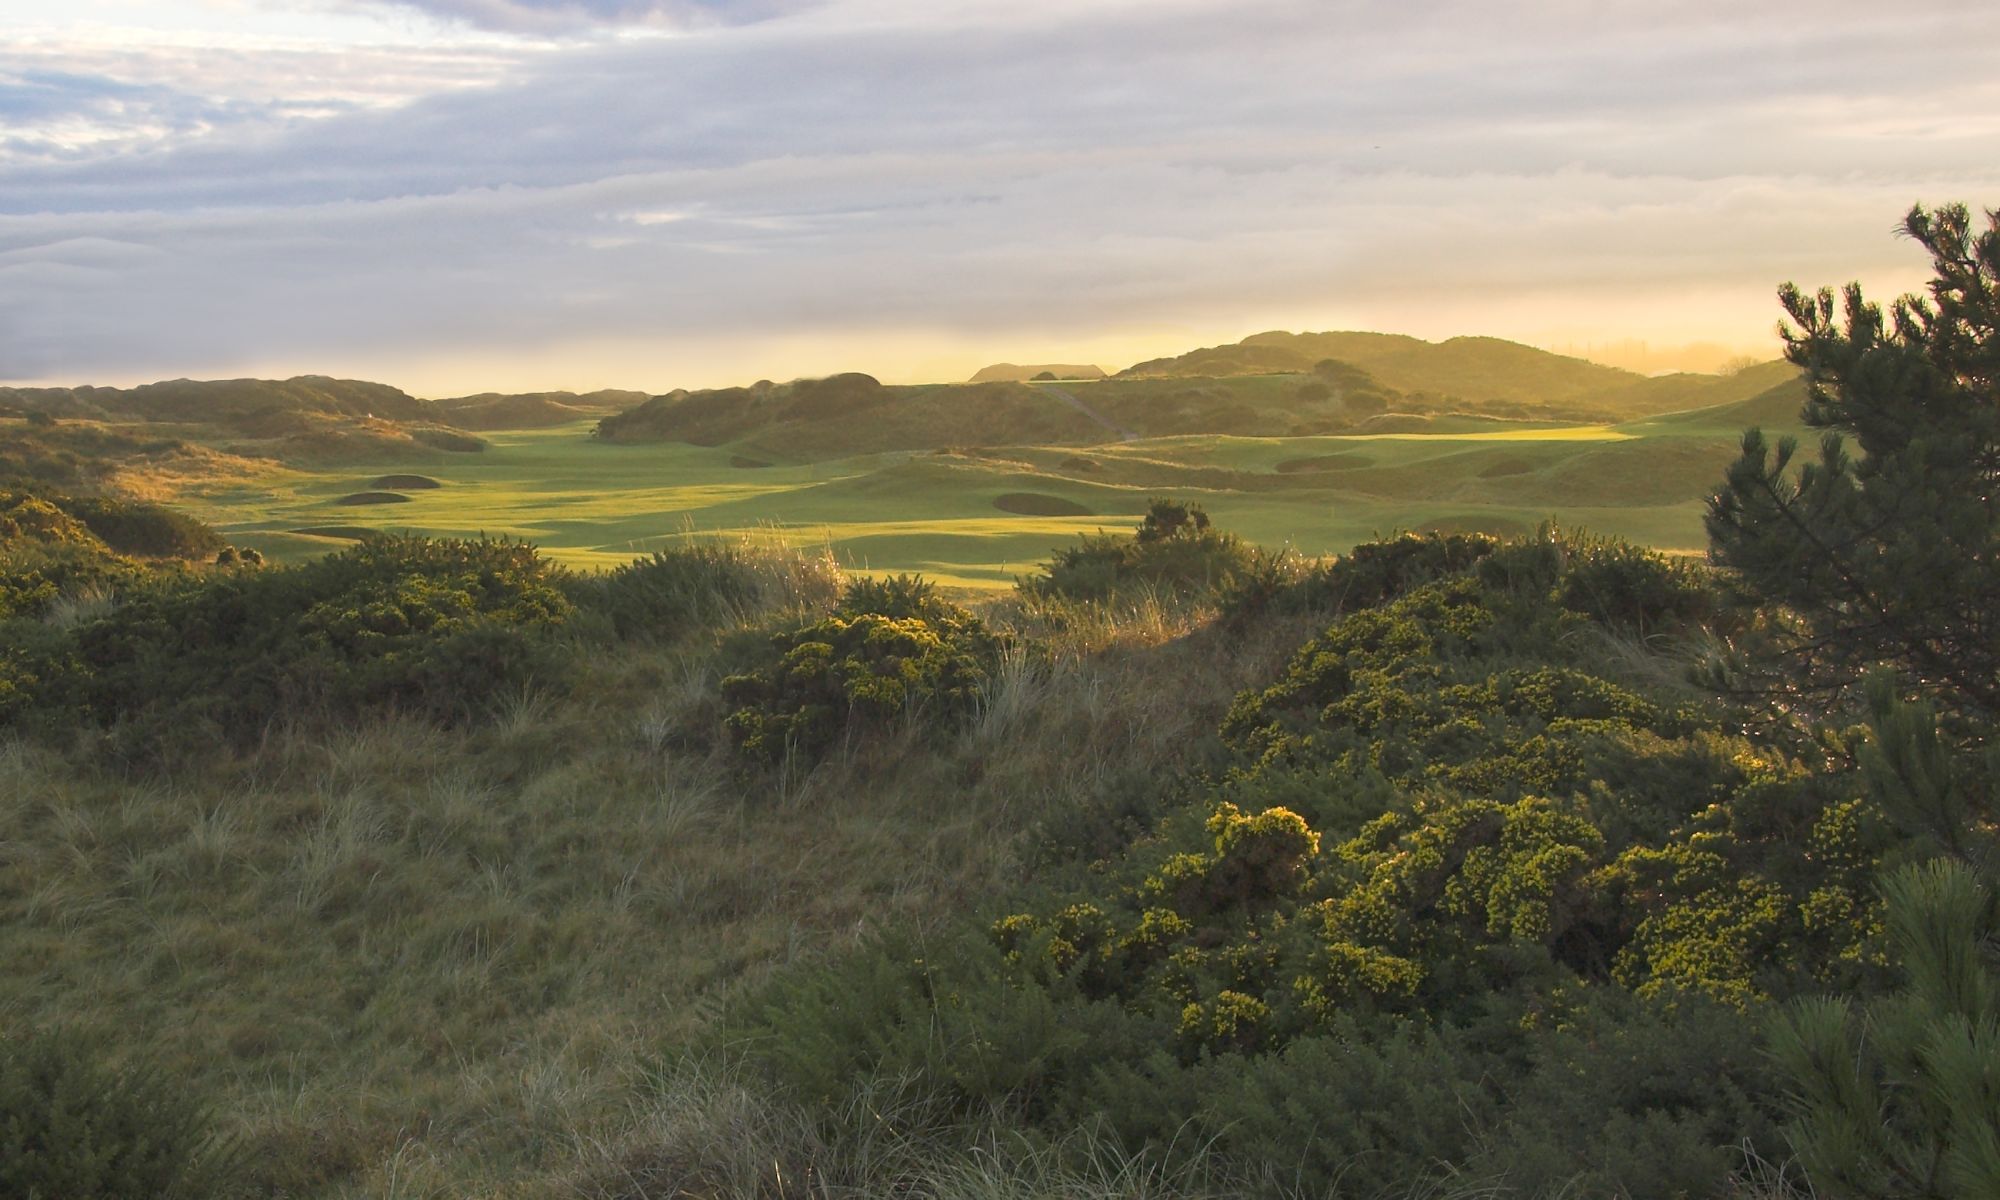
[1708, 203, 2000, 720]
[1771, 857, 2000, 1199]
[1722, 203, 2000, 1198]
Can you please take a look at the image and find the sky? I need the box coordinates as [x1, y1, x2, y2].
[2, 0, 1997, 396]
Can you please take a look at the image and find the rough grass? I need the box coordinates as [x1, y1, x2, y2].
[0, 551, 1319, 1198]
[568, 1057, 1298, 1199]
[1273, 452, 1372, 473]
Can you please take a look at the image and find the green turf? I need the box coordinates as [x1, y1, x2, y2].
[179, 409, 1766, 588]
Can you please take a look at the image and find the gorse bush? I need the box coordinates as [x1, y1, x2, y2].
[2, 534, 577, 758]
[0, 491, 96, 547]
[579, 541, 776, 640]
[720, 574, 1005, 763]
[0, 1028, 237, 1199]
[0, 485, 224, 559]
[1218, 529, 1496, 621]
[1552, 532, 1714, 634]
[0, 524, 846, 763]
[0, 538, 150, 623]
[739, 532, 1889, 1196]
[1021, 499, 1263, 604]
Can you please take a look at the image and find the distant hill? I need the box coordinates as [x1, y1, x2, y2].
[596, 374, 1107, 456]
[429, 389, 645, 430]
[0, 376, 489, 471]
[1115, 330, 1793, 419]
[1589, 360, 1799, 419]
[1, 344, 1804, 475]
[0, 375, 431, 426]
[0, 377, 652, 434]
[1635, 376, 1811, 436]
[969, 364, 1106, 383]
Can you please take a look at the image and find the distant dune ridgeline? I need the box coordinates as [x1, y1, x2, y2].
[594, 373, 1109, 456]
[0, 334, 1809, 509]
[592, 367, 1416, 458]
[1627, 374, 1810, 433]
[0, 417, 267, 496]
[1586, 358, 1801, 419]
[1117, 331, 1631, 402]
[0, 376, 489, 472]
[429, 388, 646, 430]
[1117, 330, 1798, 421]
[0, 376, 658, 477]
[968, 363, 1107, 383]
[0, 376, 649, 436]
[588, 350, 1803, 463]
[0, 375, 431, 425]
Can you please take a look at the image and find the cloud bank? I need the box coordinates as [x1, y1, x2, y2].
[3, 0, 1997, 390]
[350, 0, 811, 35]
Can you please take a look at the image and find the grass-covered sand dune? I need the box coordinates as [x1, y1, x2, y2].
[2, 335, 1806, 587]
[170, 378, 1803, 587]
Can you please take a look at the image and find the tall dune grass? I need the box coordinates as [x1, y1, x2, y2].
[0, 542, 1321, 1197]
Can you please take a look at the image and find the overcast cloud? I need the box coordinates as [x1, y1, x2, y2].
[349, 0, 811, 35]
[2, 0, 1997, 391]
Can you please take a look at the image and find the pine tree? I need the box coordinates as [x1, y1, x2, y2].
[1707, 203, 2000, 722]
[1769, 678, 2000, 1197]
[1769, 858, 2000, 1199]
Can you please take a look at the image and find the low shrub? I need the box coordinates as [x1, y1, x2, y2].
[720, 575, 1003, 762]
[0, 1028, 238, 1199]
[1555, 535, 1714, 634]
[0, 538, 151, 622]
[0, 491, 96, 546]
[744, 531, 1888, 1195]
[0, 485, 224, 559]
[1219, 530, 1496, 621]
[6, 534, 577, 758]
[1020, 499, 1262, 604]
[579, 542, 774, 640]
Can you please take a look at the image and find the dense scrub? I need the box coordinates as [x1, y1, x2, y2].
[739, 531, 1900, 1196]
[0, 531, 837, 761]
[1022, 498, 1264, 604]
[0, 535, 574, 756]
[0, 1029, 235, 1199]
[721, 574, 1005, 762]
[0, 505, 1976, 1197]
[0, 485, 222, 632]
[1, 483, 224, 559]
[719, 205, 2000, 1199]
[0, 518, 1290, 1197]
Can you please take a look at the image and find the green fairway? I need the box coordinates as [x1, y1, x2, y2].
[180, 411, 1766, 587]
